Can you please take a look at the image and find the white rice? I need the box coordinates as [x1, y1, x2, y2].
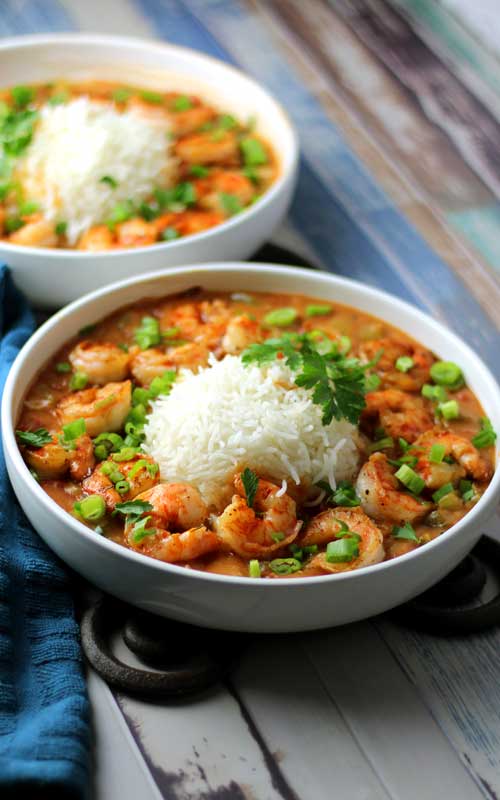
[16, 98, 174, 243]
[143, 354, 360, 506]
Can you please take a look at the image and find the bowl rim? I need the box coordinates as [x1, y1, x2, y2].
[0, 32, 299, 259]
[3, 262, 500, 588]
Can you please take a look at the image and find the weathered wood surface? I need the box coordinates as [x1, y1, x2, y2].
[2, 0, 500, 798]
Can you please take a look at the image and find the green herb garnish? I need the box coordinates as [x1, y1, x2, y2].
[242, 333, 369, 426]
[241, 467, 259, 509]
[472, 417, 497, 449]
[134, 316, 161, 350]
[100, 175, 118, 189]
[114, 499, 153, 521]
[16, 428, 52, 448]
[392, 522, 419, 541]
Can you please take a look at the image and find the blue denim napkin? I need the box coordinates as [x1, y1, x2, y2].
[0, 266, 89, 798]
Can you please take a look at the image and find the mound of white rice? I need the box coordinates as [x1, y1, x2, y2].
[143, 355, 360, 506]
[16, 98, 174, 244]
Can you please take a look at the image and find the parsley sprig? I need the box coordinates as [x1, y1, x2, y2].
[241, 467, 259, 508]
[242, 333, 369, 425]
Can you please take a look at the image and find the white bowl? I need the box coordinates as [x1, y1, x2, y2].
[0, 34, 298, 308]
[3, 264, 500, 632]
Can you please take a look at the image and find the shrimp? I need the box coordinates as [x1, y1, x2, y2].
[57, 380, 131, 438]
[412, 429, 492, 489]
[362, 389, 434, 443]
[304, 508, 385, 573]
[196, 171, 254, 213]
[9, 217, 58, 248]
[356, 452, 432, 524]
[359, 337, 434, 392]
[130, 349, 173, 386]
[170, 105, 215, 136]
[77, 225, 115, 251]
[222, 314, 262, 355]
[127, 96, 170, 128]
[125, 483, 218, 563]
[69, 340, 130, 385]
[173, 210, 224, 236]
[25, 432, 95, 481]
[214, 474, 301, 558]
[115, 218, 158, 248]
[82, 453, 159, 511]
[174, 131, 239, 165]
[160, 300, 227, 350]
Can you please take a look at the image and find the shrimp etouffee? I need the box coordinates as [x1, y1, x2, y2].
[16, 289, 496, 579]
[0, 80, 277, 250]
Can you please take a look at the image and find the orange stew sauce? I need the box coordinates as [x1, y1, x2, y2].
[16, 290, 496, 579]
[0, 80, 277, 250]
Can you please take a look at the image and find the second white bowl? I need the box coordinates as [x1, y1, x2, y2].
[0, 34, 298, 308]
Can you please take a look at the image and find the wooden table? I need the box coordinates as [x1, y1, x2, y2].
[4, 1, 500, 797]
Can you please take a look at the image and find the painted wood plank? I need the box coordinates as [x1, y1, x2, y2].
[303, 622, 487, 800]
[110, 634, 289, 800]
[248, 0, 500, 322]
[151, 0, 500, 364]
[231, 636, 391, 800]
[87, 667, 164, 800]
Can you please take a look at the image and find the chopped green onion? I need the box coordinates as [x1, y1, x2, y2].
[219, 192, 243, 216]
[263, 307, 298, 328]
[161, 226, 180, 241]
[16, 428, 52, 448]
[70, 371, 88, 391]
[74, 495, 106, 522]
[106, 200, 134, 228]
[392, 522, 418, 541]
[325, 538, 359, 563]
[62, 418, 86, 441]
[172, 95, 192, 111]
[249, 559, 261, 578]
[100, 175, 118, 189]
[399, 437, 410, 452]
[429, 444, 446, 464]
[365, 373, 381, 392]
[269, 558, 301, 575]
[303, 544, 318, 556]
[421, 383, 448, 402]
[55, 361, 71, 373]
[395, 464, 425, 495]
[189, 164, 209, 178]
[240, 137, 268, 166]
[395, 356, 414, 373]
[140, 90, 164, 104]
[368, 436, 394, 453]
[149, 370, 177, 398]
[112, 447, 137, 462]
[162, 326, 181, 340]
[48, 91, 69, 106]
[134, 316, 161, 349]
[305, 304, 332, 318]
[11, 85, 34, 108]
[5, 217, 24, 233]
[19, 200, 39, 215]
[271, 532, 286, 543]
[432, 483, 455, 504]
[217, 113, 237, 130]
[430, 361, 464, 388]
[472, 417, 497, 449]
[55, 221, 67, 236]
[459, 479, 475, 502]
[128, 459, 158, 479]
[78, 323, 96, 336]
[112, 87, 132, 103]
[115, 480, 130, 495]
[438, 399, 460, 420]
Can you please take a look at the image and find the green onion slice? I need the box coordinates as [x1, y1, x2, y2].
[263, 307, 298, 328]
[430, 361, 464, 388]
[269, 558, 301, 575]
[395, 464, 425, 495]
